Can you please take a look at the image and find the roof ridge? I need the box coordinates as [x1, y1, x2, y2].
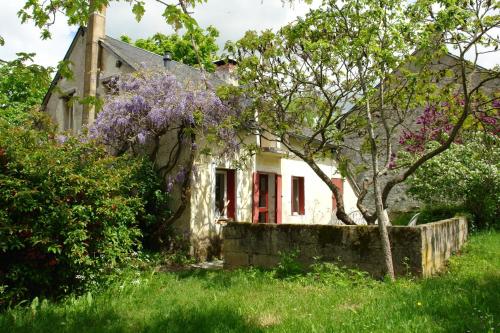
[103, 34, 205, 74]
[103, 34, 165, 60]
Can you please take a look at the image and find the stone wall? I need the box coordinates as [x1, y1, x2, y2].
[420, 217, 468, 276]
[223, 217, 467, 277]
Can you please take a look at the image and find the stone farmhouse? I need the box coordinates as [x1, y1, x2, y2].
[42, 6, 364, 258]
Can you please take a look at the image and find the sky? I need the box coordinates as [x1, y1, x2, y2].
[0, 0, 498, 69]
[0, 0, 316, 68]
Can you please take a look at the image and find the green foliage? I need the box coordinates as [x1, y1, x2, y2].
[0, 53, 52, 125]
[306, 261, 372, 288]
[274, 250, 304, 279]
[417, 205, 471, 225]
[390, 211, 417, 226]
[0, 117, 167, 306]
[407, 133, 499, 229]
[120, 26, 219, 71]
[0, 232, 498, 332]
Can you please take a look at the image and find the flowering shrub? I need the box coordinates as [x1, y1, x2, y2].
[89, 70, 239, 157]
[87, 70, 239, 240]
[407, 133, 499, 229]
[399, 105, 457, 154]
[0, 118, 166, 306]
[399, 97, 499, 155]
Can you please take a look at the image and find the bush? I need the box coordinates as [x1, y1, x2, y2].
[274, 250, 304, 279]
[407, 133, 499, 229]
[417, 205, 471, 225]
[0, 117, 166, 306]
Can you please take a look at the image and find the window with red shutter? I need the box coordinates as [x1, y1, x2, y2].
[215, 169, 236, 220]
[291, 176, 305, 215]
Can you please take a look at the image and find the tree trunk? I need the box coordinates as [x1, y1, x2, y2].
[284, 144, 357, 225]
[373, 178, 395, 280]
[358, 62, 395, 280]
[152, 131, 197, 247]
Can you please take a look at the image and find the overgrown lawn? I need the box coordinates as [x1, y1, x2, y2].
[1, 232, 499, 333]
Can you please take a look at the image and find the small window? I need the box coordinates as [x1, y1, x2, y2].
[215, 169, 236, 220]
[215, 171, 227, 217]
[63, 94, 74, 131]
[258, 174, 268, 208]
[291, 176, 304, 215]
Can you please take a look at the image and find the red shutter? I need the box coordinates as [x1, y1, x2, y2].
[275, 174, 282, 224]
[331, 178, 344, 211]
[227, 169, 236, 220]
[252, 172, 259, 223]
[299, 177, 305, 215]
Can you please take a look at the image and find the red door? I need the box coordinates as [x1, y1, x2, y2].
[257, 174, 269, 223]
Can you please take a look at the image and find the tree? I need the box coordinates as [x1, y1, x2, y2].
[406, 132, 499, 230]
[0, 53, 52, 125]
[89, 69, 239, 244]
[225, 0, 499, 279]
[121, 26, 220, 71]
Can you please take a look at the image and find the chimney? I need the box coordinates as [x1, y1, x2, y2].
[163, 51, 172, 69]
[214, 58, 238, 85]
[82, 0, 106, 127]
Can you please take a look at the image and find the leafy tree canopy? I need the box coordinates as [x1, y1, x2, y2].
[120, 26, 220, 72]
[0, 53, 52, 125]
[407, 133, 499, 229]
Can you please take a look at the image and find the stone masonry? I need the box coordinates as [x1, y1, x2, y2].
[223, 217, 468, 277]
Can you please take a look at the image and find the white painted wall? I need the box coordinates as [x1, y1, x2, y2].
[188, 145, 365, 256]
[188, 152, 254, 257]
[258, 154, 362, 225]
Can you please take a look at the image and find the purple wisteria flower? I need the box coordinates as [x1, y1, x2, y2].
[88, 69, 240, 157]
[56, 135, 68, 145]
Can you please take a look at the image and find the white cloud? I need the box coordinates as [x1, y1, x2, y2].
[106, 0, 317, 50]
[0, 0, 316, 67]
[0, 1, 76, 68]
[0, 0, 498, 69]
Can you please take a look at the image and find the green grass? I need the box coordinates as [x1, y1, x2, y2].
[1, 232, 499, 333]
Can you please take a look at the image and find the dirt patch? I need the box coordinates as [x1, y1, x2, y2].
[256, 313, 282, 327]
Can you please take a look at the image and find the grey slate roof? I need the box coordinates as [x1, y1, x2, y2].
[42, 27, 225, 108]
[100, 35, 225, 87]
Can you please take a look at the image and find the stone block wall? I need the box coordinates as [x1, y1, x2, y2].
[420, 217, 468, 276]
[223, 217, 467, 277]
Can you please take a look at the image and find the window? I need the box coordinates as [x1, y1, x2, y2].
[215, 171, 227, 217]
[215, 169, 236, 220]
[291, 176, 304, 215]
[63, 94, 74, 131]
[258, 174, 268, 208]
